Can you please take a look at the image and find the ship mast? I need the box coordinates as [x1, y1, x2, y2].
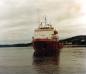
[45, 17, 47, 26]
[44, 17, 51, 27]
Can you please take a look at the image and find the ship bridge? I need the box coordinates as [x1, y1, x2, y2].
[33, 23, 58, 41]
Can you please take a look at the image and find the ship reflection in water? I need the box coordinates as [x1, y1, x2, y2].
[33, 53, 60, 74]
[33, 53, 60, 65]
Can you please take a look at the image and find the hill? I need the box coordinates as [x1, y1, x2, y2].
[60, 35, 86, 46]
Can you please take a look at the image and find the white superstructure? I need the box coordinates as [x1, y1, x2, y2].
[33, 22, 59, 41]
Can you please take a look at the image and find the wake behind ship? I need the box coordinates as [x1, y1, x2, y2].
[32, 18, 63, 56]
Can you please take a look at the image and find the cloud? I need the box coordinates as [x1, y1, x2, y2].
[0, 0, 84, 43]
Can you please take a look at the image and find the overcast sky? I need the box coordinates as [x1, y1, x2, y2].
[0, 0, 86, 44]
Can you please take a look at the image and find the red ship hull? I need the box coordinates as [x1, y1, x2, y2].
[32, 39, 63, 56]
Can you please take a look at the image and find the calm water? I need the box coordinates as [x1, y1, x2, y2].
[0, 47, 86, 74]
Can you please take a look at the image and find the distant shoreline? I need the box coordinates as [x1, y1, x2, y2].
[0, 43, 32, 47]
[63, 45, 86, 47]
[0, 44, 86, 48]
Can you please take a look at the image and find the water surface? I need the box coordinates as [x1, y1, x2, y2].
[0, 47, 85, 74]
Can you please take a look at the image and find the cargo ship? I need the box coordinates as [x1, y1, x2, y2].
[32, 18, 63, 56]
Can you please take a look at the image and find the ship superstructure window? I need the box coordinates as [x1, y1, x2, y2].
[34, 29, 54, 39]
